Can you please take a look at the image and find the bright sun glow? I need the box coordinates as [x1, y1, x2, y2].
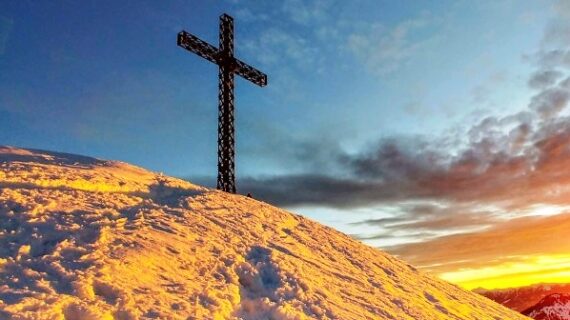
[440, 254, 570, 290]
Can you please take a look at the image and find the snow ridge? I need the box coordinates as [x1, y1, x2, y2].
[523, 293, 570, 320]
[0, 146, 529, 319]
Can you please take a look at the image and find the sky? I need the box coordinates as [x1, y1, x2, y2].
[1, 0, 570, 290]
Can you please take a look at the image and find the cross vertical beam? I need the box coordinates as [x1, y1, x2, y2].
[217, 14, 236, 193]
[177, 14, 267, 194]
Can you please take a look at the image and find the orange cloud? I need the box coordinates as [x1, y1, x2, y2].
[386, 213, 570, 289]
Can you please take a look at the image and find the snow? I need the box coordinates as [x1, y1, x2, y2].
[524, 294, 570, 320]
[0, 146, 530, 319]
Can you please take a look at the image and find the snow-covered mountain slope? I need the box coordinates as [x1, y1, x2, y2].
[522, 293, 570, 320]
[476, 283, 570, 313]
[0, 146, 529, 319]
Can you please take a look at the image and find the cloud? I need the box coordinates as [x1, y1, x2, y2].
[234, 0, 341, 75]
[240, 174, 380, 208]
[528, 70, 563, 89]
[281, 0, 331, 25]
[356, 203, 498, 232]
[533, 49, 570, 69]
[255, 110, 570, 216]
[242, 27, 320, 72]
[541, 0, 570, 47]
[386, 212, 570, 274]
[528, 80, 570, 119]
[234, 8, 269, 23]
[234, 16, 570, 250]
[237, 1, 570, 215]
[526, 1, 570, 118]
[346, 13, 435, 75]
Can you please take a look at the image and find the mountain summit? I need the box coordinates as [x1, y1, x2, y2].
[523, 293, 570, 320]
[0, 146, 528, 319]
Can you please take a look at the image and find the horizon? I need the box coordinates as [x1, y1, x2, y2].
[2, 0, 570, 291]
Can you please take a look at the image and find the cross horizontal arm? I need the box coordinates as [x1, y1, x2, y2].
[234, 59, 268, 87]
[177, 31, 219, 64]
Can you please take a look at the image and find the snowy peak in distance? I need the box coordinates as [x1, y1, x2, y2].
[0, 146, 528, 319]
[477, 283, 570, 313]
[523, 293, 570, 320]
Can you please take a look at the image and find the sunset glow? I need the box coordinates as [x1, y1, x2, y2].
[441, 255, 570, 290]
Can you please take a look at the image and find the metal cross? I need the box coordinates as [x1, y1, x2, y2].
[177, 14, 267, 194]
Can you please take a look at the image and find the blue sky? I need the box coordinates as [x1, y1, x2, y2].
[0, 1, 549, 176]
[3, 0, 570, 288]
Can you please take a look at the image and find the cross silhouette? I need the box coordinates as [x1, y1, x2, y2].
[177, 14, 267, 194]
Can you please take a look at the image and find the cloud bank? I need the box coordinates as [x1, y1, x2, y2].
[232, 2, 570, 282]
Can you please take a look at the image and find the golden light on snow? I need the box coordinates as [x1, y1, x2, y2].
[440, 254, 570, 290]
[0, 146, 528, 319]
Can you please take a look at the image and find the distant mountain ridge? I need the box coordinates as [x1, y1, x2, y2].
[522, 293, 570, 320]
[476, 283, 570, 312]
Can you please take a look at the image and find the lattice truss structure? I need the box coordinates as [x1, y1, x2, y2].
[177, 14, 267, 193]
